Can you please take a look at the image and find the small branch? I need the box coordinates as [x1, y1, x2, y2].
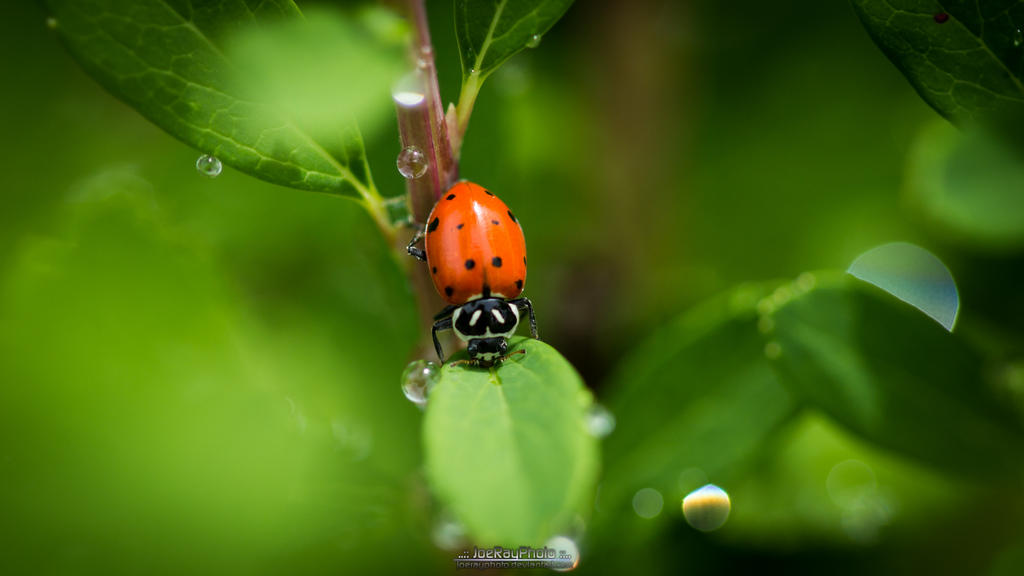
[401, 0, 456, 217]
[393, 0, 458, 356]
[451, 71, 482, 158]
[364, 195, 397, 245]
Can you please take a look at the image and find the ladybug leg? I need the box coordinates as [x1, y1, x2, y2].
[432, 315, 453, 362]
[433, 304, 457, 321]
[405, 229, 426, 262]
[510, 297, 539, 339]
[453, 349, 525, 368]
[448, 348, 526, 369]
[500, 349, 528, 362]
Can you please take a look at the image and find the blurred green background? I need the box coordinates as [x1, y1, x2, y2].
[3, 0, 1024, 574]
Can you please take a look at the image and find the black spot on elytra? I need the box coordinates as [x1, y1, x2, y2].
[515, 279, 523, 290]
[507, 210, 518, 223]
[446, 193, 456, 200]
[457, 223, 465, 230]
[492, 220, 500, 226]
[492, 257, 502, 268]
[484, 189, 494, 196]
[427, 217, 439, 232]
[465, 259, 476, 270]
[445, 286, 454, 297]
[523, 256, 527, 265]
[431, 266, 437, 274]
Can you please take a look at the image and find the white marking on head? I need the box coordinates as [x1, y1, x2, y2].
[451, 308, 470, 342]
[470, 309, 482, 326]
[492, 309, 505, 323]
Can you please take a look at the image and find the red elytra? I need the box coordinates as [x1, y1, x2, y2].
[424, 181, 527, 306]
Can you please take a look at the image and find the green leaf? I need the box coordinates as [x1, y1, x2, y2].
[847, 242, 959, 331]
[724, 411, 965, 546]
[596, 283, 798, 522]
[850, 0, 1024, 127]
[455, 0, 575, 80]
[0, 174, 429, 573]
[766, 272, 1024, 476]
[906, 120, 1024, 249]
[598, 282, 798, 498]
[584, 284, 796, 573]
[225, 7, 405, 144]
[423, 337, 599, 545]
[45, 0, 394, 201]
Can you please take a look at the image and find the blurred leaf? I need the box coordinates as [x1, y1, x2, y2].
[847, 242, 959, 331]
[226, 7, 405, 139]
[455, 0, 574, 80]
[423, 337, 599, 544]
[850, 0, 1024, 128]
[906, 120, 1024, 250]
[726, 411, 967, 547]
[766, 272, 1024, 476]
[45, 0, 392, 200]
[0, 174, 429, 573]
[597, 283, 797, 524]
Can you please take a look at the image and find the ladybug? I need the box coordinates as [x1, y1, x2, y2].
[407, 181, 537, 366]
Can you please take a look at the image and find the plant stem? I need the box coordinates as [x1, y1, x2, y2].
[363, 195, 396, 245]
[395, 0, 458, 355]
[452, 71, 482, 158]
[402, 0, 456, 215]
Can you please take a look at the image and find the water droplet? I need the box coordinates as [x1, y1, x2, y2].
[330, 419, 372, 461]
[826, 459, 877, 509]
[526, 34, 542, 48]
[770, 285, 794, 307]
[432, 513, 467, 551]
[682, 484, 731, 532]
[841, 496, 891, 544]
[416, 58, 429, 70]
[396, 146, 428, 180]
[401, 359, 440, 406]
[392, 71, 426, 107]
[45, 17, 58, 30]
[677, 467, 708, 493]
[933, 12, 949, 24]
[195, 154, 222, 178]
[764, 341, 782, 359]
[847, 242, 959, 331]
[545, 535, 580, 572]
[584, 403, 615, 438]
[632, 487, 664, 519]
[1014, 28, 1023, 47]
[795, 271, 817, 292]
[420, 45, 433, 57]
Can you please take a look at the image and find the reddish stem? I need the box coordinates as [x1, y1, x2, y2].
[400, 0, 456, 221]
[394, 0, 458, 356]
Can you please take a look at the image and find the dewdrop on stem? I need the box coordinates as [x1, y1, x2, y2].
[195, 154, 222, 178]
[397, 146, 428, 180]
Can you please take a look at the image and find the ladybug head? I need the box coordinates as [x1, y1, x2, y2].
[466, 337, 508, 365]
[452, 298, 520, 363]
